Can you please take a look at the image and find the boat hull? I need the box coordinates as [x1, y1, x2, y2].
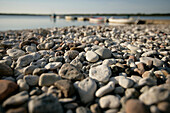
[108, 18, 137, 24]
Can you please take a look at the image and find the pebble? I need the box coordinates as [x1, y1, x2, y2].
[99, 95, 120, 109]
[23, 65, 37, 75]
[64, 50, 79, 60]
[54, 80, 75, 98]
[44, 62, 62, 70]
[39, 73, 61, 86]
[6, 49, 25, 60]
[25, 46, 37, 53]
[77, 77, 97, 104]
[119, 77, 134, 88]
[16, 54, 34, 67]
[90, 104, 101, 113]
[125, 99, 149, 113]
[89, 65, 112, 83]
[95, 48, 112, 59]
[24, 75, 39, 86]
[0, 63, 13, 76]
[59, 63, 84, 81]
[28, 93, 63, 113]
[157, 102, 170, 113]
[95, 81, 115, 97]
[2, 91, 29, 107]
[86, 51, 99, 62]
[0, 80, 18, 102]
[6, 107, 27, 113]
[140, 57, 163, 67]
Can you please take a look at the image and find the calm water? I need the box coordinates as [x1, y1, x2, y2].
[0, 15, 170, 31]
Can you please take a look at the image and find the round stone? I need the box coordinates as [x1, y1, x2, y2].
[86, 51, 99, 62]
[95, 48, 112, 59]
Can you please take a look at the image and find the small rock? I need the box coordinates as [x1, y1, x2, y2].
[77, 77, 97, 104]
[17, 79, 29, 91]
[125, 99, 149, 113]
[64, 50, 79, 60]
[45, 62, 62, 70]
[3, 91, 29, 107]
[64, 103, 78, 109]
[59, 63, 84, 81]
[24, 75, 39, 86]
[139, 87, 170, 105]
[90, 104, 101, 113]
[23, 65, 37, 75]
[33, 68, 47, 75]
[99, 95, 120, 109]
[76, 106, 90, 113]
[16, 54, 34, 67]
[28, 93, 63, 113]
[157, 102, 170, 113]
[0, 63, 13, 76]
[0, 80, 18, 102]
[89, 65, 112, 83]
[95, 81, 115, 97]
[39, 73, 61, 86]
[86, 51, 99, 62]
[114, 86, 125, 94]
[95, 48, 112, 59]
[119, 78, 134, 88]
[125, 88, 139, 98]
[54, 80, 75, 98]
[25, 46, 37, 53]
[141, 50, 157, 57]
[6, 49, 25, 60]
[70, 59, 83, 70]
[6, 107, 27, 113]
[140, 57, 163, 67]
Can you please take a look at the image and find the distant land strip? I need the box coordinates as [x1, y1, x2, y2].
[0, 13, 170, 16]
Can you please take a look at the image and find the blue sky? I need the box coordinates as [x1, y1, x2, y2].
[0, 0, 170, 14]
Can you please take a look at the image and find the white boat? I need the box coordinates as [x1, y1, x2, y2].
[65, 16, 76, 20]
[77, 17, 89, 21]
[108, 17, 138, 24]
[89, 17, 106, 23]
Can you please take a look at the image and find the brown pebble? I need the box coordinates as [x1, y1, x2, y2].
[157, 102, 170, 113]
[6, 107, 27, 113]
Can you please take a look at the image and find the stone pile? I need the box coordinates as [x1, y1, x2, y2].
[0, 25, 170, 113]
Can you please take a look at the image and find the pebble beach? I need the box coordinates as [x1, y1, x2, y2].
[0, 24, 170, 113]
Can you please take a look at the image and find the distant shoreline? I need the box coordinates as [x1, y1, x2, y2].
[0, 13, 170, 16]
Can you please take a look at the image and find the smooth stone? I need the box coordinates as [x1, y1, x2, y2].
[49, 56, 64, 62]
[17, 79, 29, 91]
[76, 106, 90, 113]
[33, 68, 47, 76]
[16, 54, 34, 67]
[90, 103, 101, 113]
[103, 59, 116, 66]
[45, 41, 54, 49]
[157, 102, 170, 113]
[119, 78, 134, 88]
[58, 96, 76, 103]
[0, 63, 13, 76]
[6, 49, 25, 60]
[126, 99, 149, 113]
[86, 51, 99, 62]
[70, 59, 83, 70]
[39, 73, 61, 86]
[138, 77, 157, 86]
[95, 48, 112, 59]
[141, 50, 157, 57]
[89, 65, 112, 83]
[23, 65, 37, 75]
[0, 80, 18, 102]
[44, 62, 62, 70]
[95, 81, 115, 97]
[114, 86, 125, 94]
[64, 103, 78, 109]
[59, 63, 84, 81]
[140, 57, 163, 67]
[2, 91, 29, 107]
[136, 62, 146, 75]
[77, 77, 97, 104]
[125, 88, 139, 98]
[6, 107, 27, 113]
[104, 109, 118, 113]
[150, 105, 160, 113]
[25, 46, 37, 53]
[127, 44, 139, 51]
[24, 75, 39, 86]
[139, 86, 170, 105]
[54, 80, 75, 98]
[99, 95, 120, 109]
[64, 50, 79, 60]
[30, 52, 41, 61]
[131, 75, 142, 83]
[28, 93, 63, 113]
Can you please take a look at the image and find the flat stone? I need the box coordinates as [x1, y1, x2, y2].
[125, 88, 139, 98]
[23, 65, 37, 75]
[0, 80, 18, 102]
[77, 77, 97, 104]
[95, 48, 112, 59]
[86, 51, 99, 62]
[76, 106, 90, 113]
[25, 46, 37, 53]
[33, 68, 47, 76]
[59, 63, 84, 81]
[95, 81, 115, 97]
[114, 86, 125, 94]
[126, 99, 149, 113]
[6, 107, 27, 113]
[28, 93, 63, 113]
[24, 75, 39, 86]
[17, 79, 29, 91]
[54, 80, 75, 98]
[64, 50, 79, 60]
[136, 62, 146, 75]
[64, 102, 78, 109]
[139, 87, 170, 105]
[44, 62, 62, 70]
[119, 78, 134, 88]
[89, 65, 112, 83]
[140, 57, 163, 67]
[70, 59, 83, 70]
[141, 50, 157, 57]
[39, 73, 61, 86]
[99, 95, 120, 109]
[6, 49, 25, 60]
[127, 44, 139, 52]
[138, 77, 157, 86]
[157, 102, 170, 113]
[16, 54, 34, 67]
[3, 91, 29, 107]
[0, 63, 13, 76]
